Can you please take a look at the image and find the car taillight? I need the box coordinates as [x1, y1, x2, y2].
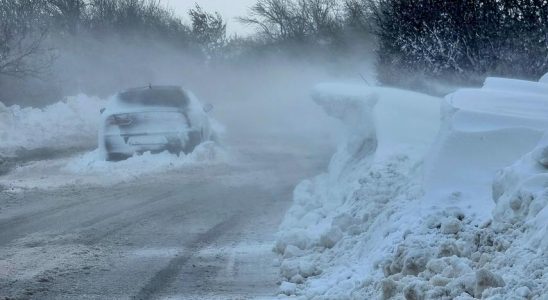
[106, 114, 133, 126]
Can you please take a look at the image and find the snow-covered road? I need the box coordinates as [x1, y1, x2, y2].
[0, 137, 332, 299]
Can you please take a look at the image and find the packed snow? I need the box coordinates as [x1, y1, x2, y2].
[0, 94, 106, 156]
[0, 141, 228, 191]
[274, 76, 548, 299]
[65, 141, 227, 178]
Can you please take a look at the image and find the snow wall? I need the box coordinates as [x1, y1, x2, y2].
[0, 95, 107, 157]
[275, 76, 548, 299]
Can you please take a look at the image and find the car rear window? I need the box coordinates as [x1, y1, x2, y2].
[118, 87, 190, 108]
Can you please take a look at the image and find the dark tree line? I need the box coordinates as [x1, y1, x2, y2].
[242, 0, 547, 87]
[239, 0, 344, 46]
[189, 4, 227, 60]
[1, 0, 547, 95]
[237, 0, 375, 57]
[369, 0, 548, 87]
[45, 0, 194, 43]
[0, 0, 53, 78]
[0, 0, 227, 79]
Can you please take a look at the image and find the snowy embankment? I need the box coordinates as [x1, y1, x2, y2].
[275, 76, 548, 299]
[0, 95, 106, 156]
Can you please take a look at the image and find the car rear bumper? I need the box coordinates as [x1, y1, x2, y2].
[104, 130, 201, 157]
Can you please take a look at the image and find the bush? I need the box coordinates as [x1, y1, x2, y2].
[84, 0, 192, 45]
[239, 0, 345, 53]
[189, 4, 227, 60]
[0, 0, 54, 78]
[371, 0, 548, 87]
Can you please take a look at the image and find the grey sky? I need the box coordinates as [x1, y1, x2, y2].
[163, 0, 257, 36]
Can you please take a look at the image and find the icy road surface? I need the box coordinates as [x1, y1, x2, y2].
[0, 137, 332, 299]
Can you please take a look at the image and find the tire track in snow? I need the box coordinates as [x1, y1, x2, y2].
[0, 189, 177, 246]
[133, 213, 241, 300]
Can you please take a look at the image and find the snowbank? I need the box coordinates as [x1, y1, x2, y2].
[372, 131, 548, 299]
[275, 75, 548, 299]
[65, 141, 226, 178]
[0, 141, 228, 191]
[539, 73, 548, 84]
[275, 85, 442, 298]
[0, 95, 106, 156]
[422, 77, 548, 220]
[493, 133, 548, 254]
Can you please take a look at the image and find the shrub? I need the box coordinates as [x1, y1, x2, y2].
[371, 0, 548, 87]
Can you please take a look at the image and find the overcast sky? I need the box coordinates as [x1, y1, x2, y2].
[164, 0, 257, 36]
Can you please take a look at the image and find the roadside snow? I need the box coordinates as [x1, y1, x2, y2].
[539, 73, 548, 84]
[422, 77, 548, 222]
[275, 85, 441, 298]
[275, 76, 548, 299]
[0, 142, 227, 191]
[0, 95, 106, 156]
[65, 141, 227, 178]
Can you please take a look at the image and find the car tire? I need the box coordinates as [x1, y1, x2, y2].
[182, 131, 202, 154]
[106, 153, 129, 161]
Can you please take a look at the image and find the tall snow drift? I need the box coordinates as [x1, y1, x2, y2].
[540, 73, 548, 84]
[275, 75, 548, 299]
[0, 95, 106, 156]
[275, 85, 441, 298]
[423, 76, 548, 219]
[493, 133, 548, 254]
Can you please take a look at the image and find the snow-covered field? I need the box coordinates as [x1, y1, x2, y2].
[275, 77, 548, 299]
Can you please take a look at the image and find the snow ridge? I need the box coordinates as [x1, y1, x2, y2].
[0, 95, 106, 156]
[275, 76, 548, 299]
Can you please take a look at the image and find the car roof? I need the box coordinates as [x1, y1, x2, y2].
[118, 86, 190, 108]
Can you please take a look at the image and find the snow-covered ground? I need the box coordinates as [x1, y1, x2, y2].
[275, 77, 548, 299]
[0, 142, 228, 191]
[0, 94, 106, 156]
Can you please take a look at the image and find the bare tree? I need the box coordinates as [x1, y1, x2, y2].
[239, 0, 296, 41]
[344, 0, 373, 32]
[371, 0, 548, 87]
[189, 4, 227, 58]
[0, 0, 54, 78]
[47, 0, 86, 34]
[239, 0, 343, 48]
[84, 0, 191, 45]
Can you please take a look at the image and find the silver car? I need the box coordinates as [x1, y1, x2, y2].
[99, 86, 214, 161]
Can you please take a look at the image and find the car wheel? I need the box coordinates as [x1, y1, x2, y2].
[106, 153, 129, 161]
[182, 131, 202, 154]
